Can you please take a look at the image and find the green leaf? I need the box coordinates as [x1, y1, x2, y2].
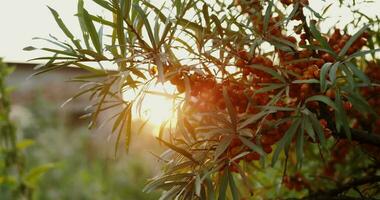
[295, 120, 304, 169]
[156, 138, 198, 163]
[176, 18, 211, 35]
[335, 91, 351, 140]
[159, 21, 172, 47]
[304, 117, 316, 142]
[16, 139, 35, 150]
[347, 49, 380, 60]
[254, 84, 286, 94]
[114, 106, 128, 157]
[133, 4, 156, 49]
[345, 62, 370, 85]
[342, 66, 355, 90]
[238, 111, 272, 130]
[93, 0, 115, 12]
[32, 36, 72, 51]
[142, 1, 166, 22]
[285, 3, 299, 25]
[159, 186, 182, 200]
[263, 0, 273, 33]
[272, 118, 301, 166]
[83, 9, 102, 53]
[24, 163, 56, 188]
[77, 49, 108, 60]
[239, 136, 265, 156]
[48, 6, 82, 50]
[114, 1, 127, 58]
[41, 48, 78, 57]
[223, 86, 237, 128]
[268, 35, 297, 51]
[338, 25, 369, 57]
[202, 3, 210, 28]
[72, 62, 106, 74]
[347, 90, 375, 115]
[215, 135, 232, 159]
[228, 172, 239, 200]
[247, 64, 286, 83]
[77, 0, 91, 50]
[329, 62, 340, 84]
[305, 95, 338, 110]
[292, 79, 319, 84]
[309, 22, 335, 56]
[144, 173, 193, 192]
[195, 175, 201, 196]
[308, 113, 325, 145]
[153, 18, 161, 47]
[218, 169, 229, 200]
[23, 46, 37, 51]
[304, 5, 322, 19]
[125, 104, 132, 152]
[211, 14, 223, 36]
[205, 176, 215, 200]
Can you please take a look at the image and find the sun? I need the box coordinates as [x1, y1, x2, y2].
[124, 82, 178, 136]
[142, 88, 176, 125]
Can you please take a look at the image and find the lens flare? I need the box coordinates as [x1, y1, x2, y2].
[123, 82, 178, 136]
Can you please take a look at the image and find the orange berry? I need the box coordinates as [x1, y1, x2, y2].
[319, 119, 328, 128]
[343, 102, 352, 111]
[236, 59, 246, 68]
[260, 135, 275, 145]
[263, 145, 273, 154]
[313, 69, 320, 78]
[230, 137, 242, 147]
[299, 39, 306, 46]
[326, 88, 335, 99]
[246, 152, 260, 161]
[321, 53, 334, 62]
[237, 50, 249, 60]
[300, 83, 310, 93]
[229, 165, 239, 173]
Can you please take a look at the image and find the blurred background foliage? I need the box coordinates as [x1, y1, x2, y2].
[1, 60, 161, 199]
[20, 97, 160, 200]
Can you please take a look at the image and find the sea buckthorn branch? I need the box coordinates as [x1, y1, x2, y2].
[303, 175, 380, 200]
[27, 0, 380, 199]
[334, 129, 380, 147]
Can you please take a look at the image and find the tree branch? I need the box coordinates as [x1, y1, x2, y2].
[333, 129, 380, 147]
[303, 176, 380, 200]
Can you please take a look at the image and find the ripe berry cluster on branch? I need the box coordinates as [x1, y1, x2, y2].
[165, 0, 380, 194]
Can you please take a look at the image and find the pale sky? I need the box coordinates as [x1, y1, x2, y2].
[0, 0, 108, 62]
[0, 0, 379, 63]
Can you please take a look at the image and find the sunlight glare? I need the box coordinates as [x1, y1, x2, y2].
[123, 82, 178, 136]
[143, 83, 177, 126]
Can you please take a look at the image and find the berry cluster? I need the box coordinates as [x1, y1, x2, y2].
[323, 140, 352, 177]
[167, 0, 374, 186]
[280, 0, 309, 6]
[358, 62, 380, 160]
[218, 133, 277, 173]
[329, 28, 369, 55]
[283, 172, 309, 191]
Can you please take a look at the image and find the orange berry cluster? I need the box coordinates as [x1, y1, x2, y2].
[283, 172, 309, 191]
[362, 63, 380, 118]
[168, 0, 375, 180]
[329, 28, 369, 55]
[323, 140, 351, 177]
[280, 0, 309, 6]
[234, 0, 262, 15]
[365, 61, 380, 82]
[353, 62, 380, 130]
[218, 134, 277, 173]
[358, 62, 380, 160]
